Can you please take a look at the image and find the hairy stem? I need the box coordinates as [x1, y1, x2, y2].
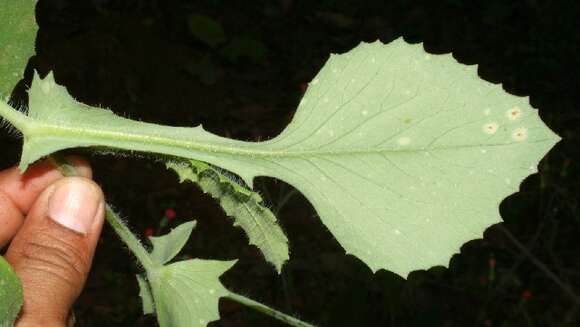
[103, 205, 154, 270]
[0, 100, 27, 132]
[47, 154, 154, 271]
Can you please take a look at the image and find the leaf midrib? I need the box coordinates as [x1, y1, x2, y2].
[29, 120, 554, 160]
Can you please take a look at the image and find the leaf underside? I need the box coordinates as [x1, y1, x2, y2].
[147, 259, 236, 327]
[149, 221, 197, 265]
[136, 274, 155, 314]
[0, 39, 560, 277]
[136, 221, 236, 326]
[167, 160, 289, 272]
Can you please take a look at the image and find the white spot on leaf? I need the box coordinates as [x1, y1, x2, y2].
[511, 127, 528, 141]
[483, 108, 491, 116]
[397, 137, 411, 145]
[482, 122, 499, 135]
[361, 110, 368, 116]
[506, 106, 523, 121]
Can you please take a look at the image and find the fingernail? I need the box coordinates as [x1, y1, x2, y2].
[48, 179, 102, 234]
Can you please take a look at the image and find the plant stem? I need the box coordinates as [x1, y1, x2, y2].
[0, 100, 27, 132]
[103, 205, 154, 270]
[47, 154, 155, 271]
[226, 292, 316, 327]
[49, 153, 314, 326]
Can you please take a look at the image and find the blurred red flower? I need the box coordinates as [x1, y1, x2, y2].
[164, 208, 177, 220]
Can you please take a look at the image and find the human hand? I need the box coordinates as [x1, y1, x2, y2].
[0, 158, 105, 326]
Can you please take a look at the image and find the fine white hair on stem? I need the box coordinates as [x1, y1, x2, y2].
[0, 100, 27, 138]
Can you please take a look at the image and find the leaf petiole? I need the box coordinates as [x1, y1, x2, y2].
[226, 292, 317, 327]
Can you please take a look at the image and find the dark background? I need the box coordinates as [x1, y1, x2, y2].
[1, 0, 579, 326]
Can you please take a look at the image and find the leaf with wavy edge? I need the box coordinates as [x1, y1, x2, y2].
[0, 39, 560, 276]
[167, 160, 289, 272]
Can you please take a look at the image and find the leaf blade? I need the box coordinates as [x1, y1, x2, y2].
[147, 259, 236, 327]
[254, 40, 560, 274]
[136, 274, 155, 314]
[0, 0, 38, 98]
[0, 257, 23, 326]
[149, 221, 197, 265]
[167, 160, 289, 272]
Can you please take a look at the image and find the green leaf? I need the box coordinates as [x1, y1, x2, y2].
[167, 160, 289, 272]
[0, 39, 560, 277]
[221, 35, 268, 63]
[147, 259, 236, 327]
[149, 221, 197, 265]
[187, 14, 227, 48]
[0, 0, 38, 98]
[136, 274, 155, 314]
[0, 1, 35, 324]
[0, 257, 23, 326]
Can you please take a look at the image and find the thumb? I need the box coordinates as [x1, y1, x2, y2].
[5, 177, 105, 326]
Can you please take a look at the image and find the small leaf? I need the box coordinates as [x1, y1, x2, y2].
[136, 274, 155, 314]
[167, 160, 289, 272]
[0, 0, 38, 98]
[149, 221, 197, 265]
[0, 257, 23, 326]
[187, 15, 226, 48]
[221, 35, 269, 63]
[147, 259, 236, 327]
